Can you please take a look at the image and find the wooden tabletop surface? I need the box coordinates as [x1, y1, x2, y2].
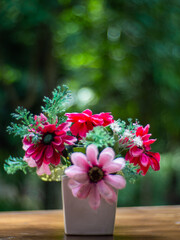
[0, 205, 179, 240]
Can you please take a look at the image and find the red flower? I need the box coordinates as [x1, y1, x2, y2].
[23, 121, 76, 175]
[125, 124, 160, 175]
[93, 112, 114, 127]
[65, 109, 114, 138]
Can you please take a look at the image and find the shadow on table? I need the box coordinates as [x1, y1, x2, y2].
[64, 236, 113, 240]
[63, 235, 165, 240]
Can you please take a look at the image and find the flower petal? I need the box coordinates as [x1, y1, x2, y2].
[23, 143, 30, 151]
[88, 185, 101, 210]
[103, 159, 125, 173]
[143, 139, 156, 146]
[83, 109, 92, 116]
[71, 152, 90, 170]
[140, 153, 149, 167]
[142, 134, 151, 141]
[65, 166, 88, 183]
[138, 164, 150, 176]
[42, 124, 56, 133]
[86, 144, 98, 166]
[104, 175, 126, 190]
[71, 185, 82, 198]
[22, 137, 32, 149]
[105, 188, 117, 204]
[63, 135, 77, 145]
[125, 151, 134, 162]
[48, 151, 61, 165]
[52, 136, 62, 146]
[97, 180, 117, 203]
[26, 144, 37, 155]
[79, 123, 88, 138]
[70, 122, 81, 136]
[57, 122, 71, 132]
[101, 147, 115, 158]
[97, 180, 112, 199]
[36, 162, 51, 176]
[130, 146, 143, 157]
[68, 179, 81, 189]
[24, 156, 37, 167]
[45, 145, 54, 158]
[144, 124, 150, 135]
[86, 121, 94, 131]
[130, 156, 139, 165]
[91, 115, 104, 125]
[55, 144, 65, 152]
[99, 148, 115, 166]
[76, 183, 91, 199]
[136, 126, 144, 136]
[113, 158, 126, 170]
[31, 145, 45, 161]
[148, 152, 160, 171]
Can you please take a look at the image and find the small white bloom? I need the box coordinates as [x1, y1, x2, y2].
[133, 136, 143, 147]
[110, 121, 121, 133]
[123, 129, 133, 138]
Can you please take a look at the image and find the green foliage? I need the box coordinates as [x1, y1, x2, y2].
[7, 106, 41, 143]
[11, 106, 34, 123]
[41, 85, 71, 124]
[4, 156, 30, 174]
[115, 118, 140, 135]
[7, 123, 29, 139]
[127, 118, 140, 131]
[60, 155, 71, 167]
[81, 126, 115, 149]
[110, 119, 140, 154]
[6, 85, 71, 143]
[121, 162, 140, 184]
[72, 146, 86, 154]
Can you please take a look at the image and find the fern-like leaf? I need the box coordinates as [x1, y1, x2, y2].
[81, 126, 115, 149]
[4, 156, 29, 174]
[121, 162, 140, 183]
[7, 123, 29, 138]
[41, 85, 71, 123]
[7, 106, 36, 139]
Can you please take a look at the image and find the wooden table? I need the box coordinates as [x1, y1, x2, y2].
[0, 206, 179, 239]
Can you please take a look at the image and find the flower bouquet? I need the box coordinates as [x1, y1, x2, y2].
[4, 85, 160, 235]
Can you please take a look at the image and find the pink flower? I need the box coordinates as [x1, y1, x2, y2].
[65, 144, 126, 210]
[23, 121, 76, 176]
[23, 156, 51, 176]
[125, 124, 160, 175]
[65, 109, 114, 139]
[34, 113, 48, 125]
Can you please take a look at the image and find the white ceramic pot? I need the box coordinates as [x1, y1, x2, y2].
[62, 176, 117, 235]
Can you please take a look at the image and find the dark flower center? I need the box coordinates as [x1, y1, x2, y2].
[88, 166, 104, 183]
[43, 133, 54, 145]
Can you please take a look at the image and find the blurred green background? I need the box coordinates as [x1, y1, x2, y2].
[0, 0, 180, 211]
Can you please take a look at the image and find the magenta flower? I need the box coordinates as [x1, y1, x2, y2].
[23, 121, 77, 175]
[125, 124, 160, 175]
[65, 144, 126, 210]
[65, 109, 114, 139]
